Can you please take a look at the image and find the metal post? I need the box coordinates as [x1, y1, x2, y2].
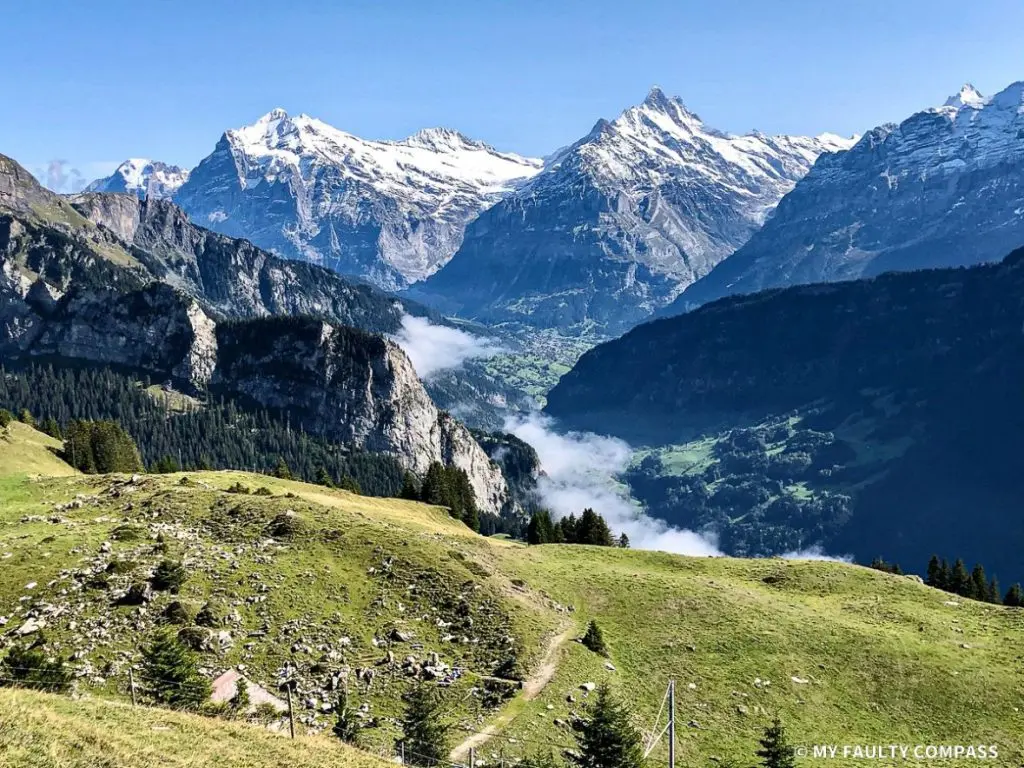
[401, 741, 406, 764]
[286, 683, 295, 739]
[668, 680, 675, 768]
[128, 668, 137, 706]
[470, 747, 475, 768]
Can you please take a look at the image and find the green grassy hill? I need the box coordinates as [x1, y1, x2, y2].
[0, 422, 1022, 767]
[0, 687, 384, 768]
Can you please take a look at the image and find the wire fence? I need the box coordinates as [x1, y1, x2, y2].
[0, 661, 580, 767]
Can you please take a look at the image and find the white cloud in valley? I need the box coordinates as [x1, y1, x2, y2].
[390, 314, 504, 379]
[505, 413, 723, 557]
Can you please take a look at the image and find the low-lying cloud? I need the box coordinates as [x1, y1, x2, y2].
[505, 413, 723, 557]
[390, 314, 503, 379]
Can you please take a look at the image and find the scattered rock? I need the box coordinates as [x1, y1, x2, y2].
[580, 682, 596, 692]
[791, 676, 809, 684]
[16, 618, 45, 636]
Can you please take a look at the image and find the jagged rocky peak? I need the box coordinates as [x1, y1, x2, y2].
[86, 158, 190, 200]
[173, 108, 543, 289]
[413, 87, 856, 334]
[943, 83, 986, 108]
[665, 79, 1024, 315]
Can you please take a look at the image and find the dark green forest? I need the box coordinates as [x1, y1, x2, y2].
[0, 364, 406, 497]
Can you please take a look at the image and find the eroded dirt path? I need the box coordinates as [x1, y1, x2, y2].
[450, 625, 575, 761]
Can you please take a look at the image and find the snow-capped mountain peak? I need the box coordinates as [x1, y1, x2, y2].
[85, 158, 190, 200]
[173, 109, 543, 289]
[415, 87, 858, 333]
[943, 83, 986, 109]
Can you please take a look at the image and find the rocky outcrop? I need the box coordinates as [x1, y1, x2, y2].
[213, 318, 510, 515]
[68, 193, 433, 334]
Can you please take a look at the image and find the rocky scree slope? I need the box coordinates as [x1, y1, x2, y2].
[668, 82, 1024, 313]
[413, 87, 854, 333]
[172, 109, 542, 290]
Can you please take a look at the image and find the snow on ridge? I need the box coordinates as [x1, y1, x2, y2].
[224, 109, 543, 201]
[85, 158, 190, 199]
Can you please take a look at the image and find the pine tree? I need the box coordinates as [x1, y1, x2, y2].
[399, 684, 449, 767]
[339, 474, 363, 495]
[399, 472, 421, 500]
[756, 718, 796, 768]
[332, 686, 361, 745]
[618, 533, 630, 549]
[0, 409, 11, 428]
[577, 508, 615, 547]
[41, 417, 62, 439]
[527, 510, 554, 545]
[274, 457, 293, 480]
[582, 620, 609, 657]
[139, 628, 211, 709]
[970, 564, 988, 601]
[1004, 583, 1024, 607]
[937, 558, 951, 591]
[988, 577, 1000, 605]
[151, 559, 188, 593]
[950, 559, 970, 597]
[569, 684, 644, 768]
[18, 408, 34, 427]
[316, 465, 335, 488]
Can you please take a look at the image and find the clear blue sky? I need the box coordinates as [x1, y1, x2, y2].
[3, 0, 1023, 190]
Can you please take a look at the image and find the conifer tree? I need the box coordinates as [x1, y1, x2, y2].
[578, 508, 615, 547]
[618, 533, 630, 549]
[950, 559, 970, 597]
[41, 417, 62, 439]
[399, 684, 449, 767]
[926, 555, 941, 587]
[339, 474, 363, 495]
[316, 465, 335, 488]
[582, 619, 609, 657]
[970, 564, 988, 601]
[527, 510, 555, 545]
[1004, 583, 1024, 607]
[756, 718, 796, 768]
[140, 628, 211, 709]
[274, 457, 293, 480]
[937, 559, 952, 591]
[0, 409, 11, 428]
[18, 408, 34, 427]
[399, 471, 421, 500]
[988, 577, 1000, 605]
[569, 684, 644, 768]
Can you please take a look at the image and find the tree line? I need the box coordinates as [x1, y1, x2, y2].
[526, 508, 629, 548]
[869, 554, 1023, 607]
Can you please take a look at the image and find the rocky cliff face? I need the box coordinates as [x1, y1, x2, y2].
[172, 110, 542, 290]
[0, 155, 511, 514]
[413, 88, 855, 333]
[68, 192, 432, 333]
[666, 82, 1024, 313]
[214, 318, 510, 514]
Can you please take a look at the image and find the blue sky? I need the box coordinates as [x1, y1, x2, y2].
[4, 0, 1023, 190]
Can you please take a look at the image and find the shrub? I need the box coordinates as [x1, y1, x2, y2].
[267, 511, 301, 539]
[176, 626, 209, 652]
[0, 645, 72, 693]
[253, 486, 273, 497]
[226, 481, 250, 494]
[151, 559, 188, 593]
[0, 409, 12, 428]
[162, 601, 192, 625]
[111, 524, 145, 542]
[194, 601, 222, 628]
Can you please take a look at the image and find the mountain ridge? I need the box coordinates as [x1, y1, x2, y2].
[664, 80, 1024, 314]
[411, 87, 855, 333]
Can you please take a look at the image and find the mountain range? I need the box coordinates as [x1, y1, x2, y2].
[664, 82, 1024, 313]
[88, 90, 853, 331]
[411, 88, 854, 332]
